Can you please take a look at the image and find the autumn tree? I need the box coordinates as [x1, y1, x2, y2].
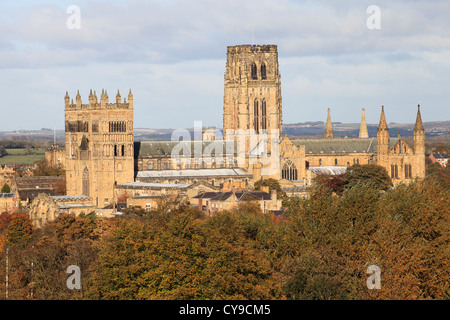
[343, 164, 393, 191]
[1, 183, 11, 193]
[33, 159, 65, 176]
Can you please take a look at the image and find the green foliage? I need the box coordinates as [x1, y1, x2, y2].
[1, 183, 11, 193]
[343, 164, 393, 191]
[254, 178, 287, 198]
[33, 159, 65, 176]
[0, 178, 448, 300]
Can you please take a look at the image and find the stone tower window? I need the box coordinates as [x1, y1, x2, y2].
[82, 167, 89, 196]
[261, 99, 267, 130]
[334, 158, 338, 166]
[319, 159, 322, 166]
[148, 162, 153, 170]
[121, 145, 125, 157]
[254, 99, 259, 133]
[261, 62, 267, 80]
[251, 62, 258, 80]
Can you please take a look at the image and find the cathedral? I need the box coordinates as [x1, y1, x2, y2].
[63, 44, 426, 210]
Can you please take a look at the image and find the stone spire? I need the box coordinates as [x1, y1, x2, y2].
[358, 108, 369, 138]
[414, 104, 424, 132]
[413, 104, 425, 155]
[324, 108, 334, 139]
[377, 105, 389, 155]
[378, 105, 388, 130]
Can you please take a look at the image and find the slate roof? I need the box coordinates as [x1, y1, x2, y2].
[118, 182, 191, 189]
[292, 138, 378, 154]
[15, 175, 64, 201]
[196, 191, 275, 202]
[432, 153, 449, 159]
[136, 168, 252, 179]
[308, 166, 347, 176]
[135, 140, 237, 157]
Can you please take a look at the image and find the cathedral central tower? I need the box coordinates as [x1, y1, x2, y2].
[223, 45, 282, 139]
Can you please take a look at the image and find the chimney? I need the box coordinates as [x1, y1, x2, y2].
[271, 189, 277, 210]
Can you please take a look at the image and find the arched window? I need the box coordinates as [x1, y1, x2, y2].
[391, 164, 398, 178]
[121, 145, 125, 157]
[282, 160, 298, 181]
[82, 167, 89, 196]
[251, 62, 257, 80]
[148, 162, 153, 170]
[114, 145, 118, 157]
[319, 159, 322, 166]
[254, 99, 259, 133]
[165, 161, 169, 170]
[261, 99, 267, 131]
[405, 164, 412, 179]
[334, 158, 338, 166]
[261, 62, 267, 79]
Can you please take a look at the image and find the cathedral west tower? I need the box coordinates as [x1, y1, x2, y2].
[64, 89, 134, 207]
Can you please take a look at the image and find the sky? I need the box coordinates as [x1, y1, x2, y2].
[0, 0, 449, 131]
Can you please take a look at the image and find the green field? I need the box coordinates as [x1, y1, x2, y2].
[0, 148, 45, 165]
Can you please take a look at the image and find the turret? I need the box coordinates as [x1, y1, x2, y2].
[413, 104, 425, 155]
[377, 105, 389, 154]
[65, 91, 70, 108]
[324, 108, 334, 139]
[359, 108, 369, 138]
[76, 90, 81, 107]
[116, 89, 121, 104]
[128, 89, 133, 109]
[100, 89, 109, 107]
[89, 89, 95, 106]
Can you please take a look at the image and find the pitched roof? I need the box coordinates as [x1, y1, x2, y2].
[292, 138, 377, 154]
[135, 140, 237, 157]
[136, 168, 252, 179]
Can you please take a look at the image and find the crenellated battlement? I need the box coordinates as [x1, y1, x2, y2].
[65, 89, 133, 110]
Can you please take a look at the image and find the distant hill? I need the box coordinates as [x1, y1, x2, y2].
[1, 121, 448, 141]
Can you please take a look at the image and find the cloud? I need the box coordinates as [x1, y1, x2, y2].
[0, 0, 448, 130]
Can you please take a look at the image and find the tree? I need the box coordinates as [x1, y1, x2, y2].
[33, 159, 65, 176]
[1, 183, 11, 193]
[315, 174, 345, 195]
[5, 213, 34, 244]
[343, 164, 392, 191]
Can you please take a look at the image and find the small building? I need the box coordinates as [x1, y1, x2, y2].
[193, 189, 282, 216]
[0, 192, 20, 213]
[428, 153, 449, 167]
[14, 175, 65, 205]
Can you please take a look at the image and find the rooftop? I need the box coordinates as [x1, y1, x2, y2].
[136, 168, 252, 179]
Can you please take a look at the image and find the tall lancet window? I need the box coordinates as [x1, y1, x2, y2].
[82, 167, 89, 196]
[261, 62, 267, 79]
[251, 62, 258, 80]
[261, 99, 267, 131]
[254, 99, 259, 133]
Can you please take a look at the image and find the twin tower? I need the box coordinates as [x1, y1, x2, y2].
[64, 89, 134, 207]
